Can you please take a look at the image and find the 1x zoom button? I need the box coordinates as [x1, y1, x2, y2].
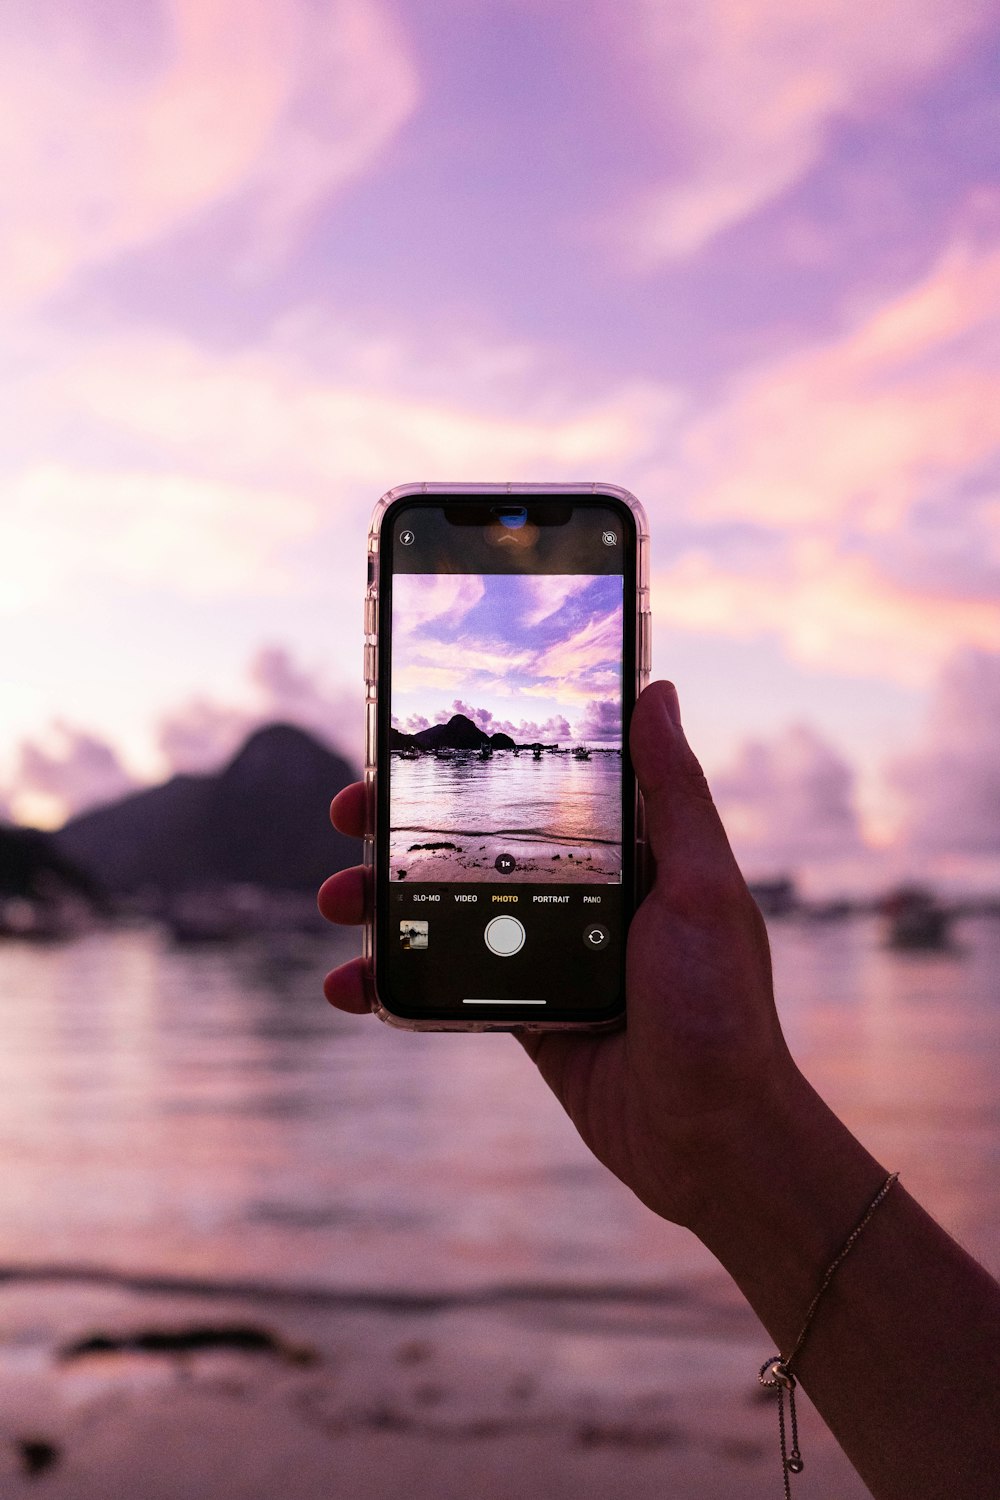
[583, 924, 610, 951]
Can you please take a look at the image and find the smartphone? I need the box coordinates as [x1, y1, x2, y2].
[364, 483, 650, 1031]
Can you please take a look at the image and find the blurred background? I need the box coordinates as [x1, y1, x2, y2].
[1, 2, 998, 1495]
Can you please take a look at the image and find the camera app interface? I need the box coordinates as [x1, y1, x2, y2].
[381, 501, 632, 1019]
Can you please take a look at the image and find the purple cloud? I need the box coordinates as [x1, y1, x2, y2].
[888, 648, 1000, 856]
[713, 723, 864, 872]
[446, 700, 572, 742]
[158, 645, 363, 773]
[15, 724, 139, 820]
[622, 0, 991, 262]
[392, 712, 431, 735]
[574, 699, 622, 742]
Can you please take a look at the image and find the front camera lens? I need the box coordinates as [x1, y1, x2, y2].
[495, 508, 528, 529]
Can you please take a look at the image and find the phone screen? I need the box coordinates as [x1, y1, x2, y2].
[374, 494, 638, 1025]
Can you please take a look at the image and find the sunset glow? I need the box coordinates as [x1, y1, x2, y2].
[2, 0, 998, 889]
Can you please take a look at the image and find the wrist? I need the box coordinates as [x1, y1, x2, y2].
[677, 1066, 889, 1355]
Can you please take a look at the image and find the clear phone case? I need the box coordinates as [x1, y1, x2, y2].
[364, 482, 651, 1031]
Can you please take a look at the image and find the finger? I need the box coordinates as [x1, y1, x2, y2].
[630, 681, 742, 904]
[317, 866, 368, 925]
[330, 781, 367, 837]
[323, 955, 373, 1013]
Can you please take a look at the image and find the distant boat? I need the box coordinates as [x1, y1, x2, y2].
[573, 746, 591, 760]
[880, 888, 953, 951]
[398, 746, 420, 760]
[0, 897, 80, 943]
[163, 887, 325, 943]
[532, 746, 542, 761]
[802, 899, 854, 922]
[479, 745, 493, 760]
[165, 893, 242, 944]
[748, 878, 798, 918]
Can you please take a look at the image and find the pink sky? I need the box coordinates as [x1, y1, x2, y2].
[2, 0, 999, 890]
[390, 573, 624, 741]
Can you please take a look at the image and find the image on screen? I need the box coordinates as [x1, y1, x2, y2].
[390, 572, 624, 885]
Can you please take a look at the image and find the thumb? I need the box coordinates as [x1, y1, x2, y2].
[629, 681, 742, 905]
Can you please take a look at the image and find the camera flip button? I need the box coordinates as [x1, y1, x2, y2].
[583, 924, 610, 951]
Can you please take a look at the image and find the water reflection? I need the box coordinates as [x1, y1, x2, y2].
[0, 916, 996, 1290]
[391, 753, 621, 843]
[771, 915, 1000, 1261]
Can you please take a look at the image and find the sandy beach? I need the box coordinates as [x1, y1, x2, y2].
[390, 835, 622, 884]
[389, 750, 623, 885]
[0, 1272, 871, 1498]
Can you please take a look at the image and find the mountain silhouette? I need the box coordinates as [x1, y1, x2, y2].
[0, 824, 99, 904]
[390, 713, 516, 752]
[56, 723, 359, 895]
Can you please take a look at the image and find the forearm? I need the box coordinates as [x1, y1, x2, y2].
[498, 687, 1000, 1496]
[686, 1069, 1000, 1499]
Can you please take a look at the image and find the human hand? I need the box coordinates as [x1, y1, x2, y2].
[318, 681, 802, 1231]
[323, 687, 1000, 1500]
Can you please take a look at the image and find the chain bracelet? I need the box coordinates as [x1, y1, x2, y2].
[758, 1171, 899, 1495]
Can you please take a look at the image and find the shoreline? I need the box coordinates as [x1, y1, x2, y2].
[0, 1271, 869, 1499]
[390, 836, 622, 884]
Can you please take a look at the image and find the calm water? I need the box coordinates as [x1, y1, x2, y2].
[391, 751, 621, 846]
[0, 917, 997, 1291]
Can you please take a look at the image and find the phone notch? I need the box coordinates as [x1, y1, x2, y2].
[493, 506, 528, 529]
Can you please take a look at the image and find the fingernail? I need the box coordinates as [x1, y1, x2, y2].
[661, 681, 682, 729]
